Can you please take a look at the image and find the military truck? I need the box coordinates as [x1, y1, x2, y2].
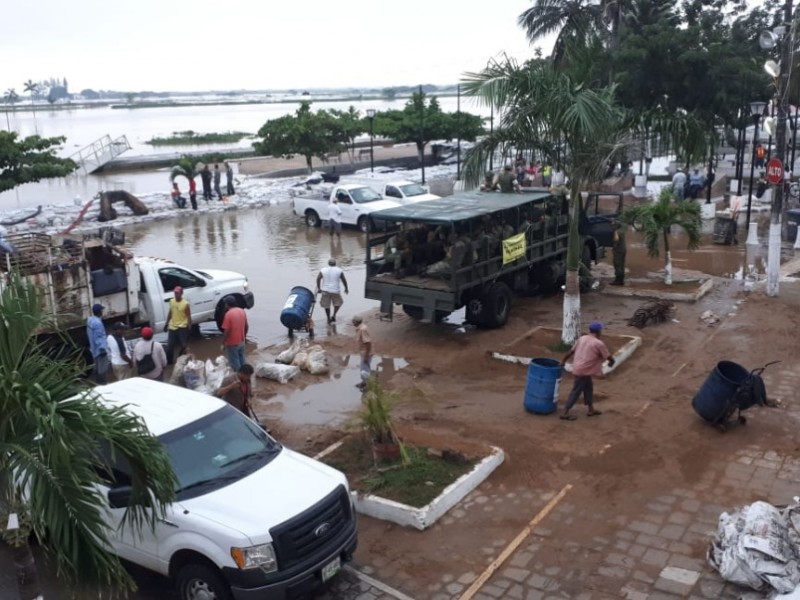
[364, 190, 622, 327]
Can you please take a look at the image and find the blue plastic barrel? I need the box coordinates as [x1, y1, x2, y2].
[280, 286, 315, 330]
[524, 358, 562, 415]
[692, 361, 750, 423]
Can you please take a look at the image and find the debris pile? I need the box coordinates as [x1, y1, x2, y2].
[627, 299, 675, 328]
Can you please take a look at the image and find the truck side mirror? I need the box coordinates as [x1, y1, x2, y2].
[108, 485, 133, 509]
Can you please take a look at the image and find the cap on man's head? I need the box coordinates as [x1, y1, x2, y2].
[173, 286, 183, 295]
[112, 322, 126, 331]
[504, 164, 513, 171]
[92, 303, 104, 315]
[589, 321, 604, 333]
[141, 327, 154, 340]
[328, 258, 336, 266]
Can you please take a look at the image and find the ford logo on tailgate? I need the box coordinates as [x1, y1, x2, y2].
[314, 522, 332, 538]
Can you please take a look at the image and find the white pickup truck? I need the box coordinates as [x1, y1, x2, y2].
[95, 378, 357, 600]
[382, 180, 441, 204]
[292, 184, 400, 232]
[0, 231, 254, 344]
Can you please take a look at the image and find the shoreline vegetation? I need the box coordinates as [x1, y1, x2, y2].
[146, 131, 252, 146]
[0, 92, 458, 114]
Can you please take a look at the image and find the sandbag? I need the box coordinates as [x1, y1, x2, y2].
[183, 359, 206, 391]
[276, 338, 306, 364]
[206, 356, 231, 394]
[256, 362, 300, 384]
[292, 351, 309, 369]
[169, 354, 192, 386]
[305, 345, 329, 375]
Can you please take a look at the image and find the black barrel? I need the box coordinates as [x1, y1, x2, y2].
[692, 361, 750, 423]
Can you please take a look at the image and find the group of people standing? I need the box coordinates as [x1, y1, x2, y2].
[171, 162, 236, 210]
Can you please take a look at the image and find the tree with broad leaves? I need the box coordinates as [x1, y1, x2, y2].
[329, 106, 366, 163]
[253, 101, 348, 172]
[0, 131, 77, 194]
[0, 274, 176, 600]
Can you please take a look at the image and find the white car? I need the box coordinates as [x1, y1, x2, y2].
[95, 378, 357, 600]
[382, 180, 441, 204]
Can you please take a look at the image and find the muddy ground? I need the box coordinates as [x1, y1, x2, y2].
[246, 241, 800, 598]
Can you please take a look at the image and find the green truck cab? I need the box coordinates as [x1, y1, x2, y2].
[364, 190, 622, 327]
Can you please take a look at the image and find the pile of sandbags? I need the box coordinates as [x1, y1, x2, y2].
[167, 354, 231, 395]
[258, 340, 330, 383]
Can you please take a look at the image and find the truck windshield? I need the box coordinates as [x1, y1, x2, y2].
[399, 183, 427, 197]
[351, 187, 383, 203]
[159, 406, 281, 499]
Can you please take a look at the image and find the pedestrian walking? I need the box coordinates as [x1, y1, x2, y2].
[188, 176, 198, 210]
[316, 258, 349, 324]
[133, 327, 167, 381]
[328, 197, 342, 238]
[213, 164, 223, 200]
[201, 164, 212, 202]
[107, 322, 133, 381]
[164, 286, 191, 364]
[87, 303, 110, 384]
[352, 315, 372, 390]
[221, 296, 248, 371]
[560, 321, 615, 421]
[542, 163, 553, 187]
[672, 169, 687, 201]
[225, 162, 235, 196]
[611, 220, 626, 286]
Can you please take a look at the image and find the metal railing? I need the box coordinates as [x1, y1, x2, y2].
[69, 134, 131, 174]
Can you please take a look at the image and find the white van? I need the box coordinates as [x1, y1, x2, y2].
[95, 378, 357, 599]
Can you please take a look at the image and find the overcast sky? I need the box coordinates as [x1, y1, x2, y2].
[1, 0, 543, 93]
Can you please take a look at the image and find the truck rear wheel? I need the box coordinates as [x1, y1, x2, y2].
[358, 216, 373, 233]
[402, 305, 449, 323]
[176, 562, 232, 600]
[466, 283, 512, 328]
[305, 210, 321, 228]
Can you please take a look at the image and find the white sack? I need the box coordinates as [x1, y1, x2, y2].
[206, 356, 231, 393]
[305, 345, 329, 375]
[255, 362, 300, 384]
[169, 354, 192, 386]
[182, 359, 206, 391]
[276, 338, 307, 364]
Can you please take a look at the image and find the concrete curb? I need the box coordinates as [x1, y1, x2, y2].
[601, 278, 714, 302]
[349, 446, 505, 531]
[489, 327, 641, 376]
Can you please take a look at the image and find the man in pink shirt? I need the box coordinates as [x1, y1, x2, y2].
[221, 296, 248, 371]
[560, 321, 615, 421]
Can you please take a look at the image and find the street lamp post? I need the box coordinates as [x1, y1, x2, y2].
[746, 101, 767, 226]
[366, 109, 376, 173]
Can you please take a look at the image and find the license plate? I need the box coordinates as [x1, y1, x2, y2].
[321, 557, 341, 582]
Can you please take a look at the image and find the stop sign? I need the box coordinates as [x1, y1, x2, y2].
[766, 158, 784, 185]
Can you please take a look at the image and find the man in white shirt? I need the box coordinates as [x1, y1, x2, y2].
[316, 258, 349, 324]
[672, 169, 687, 201]
[107, 322, 133, 381]
[328, 197, 343, 238]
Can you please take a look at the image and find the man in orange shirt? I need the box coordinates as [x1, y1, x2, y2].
[560, 321, 615, 421]
[221, 296, 248, 371]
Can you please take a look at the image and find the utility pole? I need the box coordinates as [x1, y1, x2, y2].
[766, 0, 793, 297]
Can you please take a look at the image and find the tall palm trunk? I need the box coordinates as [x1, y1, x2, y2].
[562, 186, 583, 344]
[663, 228, 672, 285]
[12, 540, 43, 600]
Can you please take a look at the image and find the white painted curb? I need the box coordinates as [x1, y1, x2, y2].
[351, 446, 505, 531]
[603, 278, 713, 302]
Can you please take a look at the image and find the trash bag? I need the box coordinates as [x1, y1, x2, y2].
[169, 354, 192, 386]
[305, 345, 329, 375]
[708, 501, 800, 593]
[292, 350, 309, 369]
[206, 356, 231, 394]
[255, 362, 300, 384]
[183, 359, 206, 391]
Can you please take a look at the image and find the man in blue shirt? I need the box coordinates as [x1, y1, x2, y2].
[87, 303, 110, 384]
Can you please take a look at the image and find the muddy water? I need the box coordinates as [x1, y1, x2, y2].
[124, 204, 377, 348]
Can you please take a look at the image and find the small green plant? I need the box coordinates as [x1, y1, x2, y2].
[146, 131, 251, 146]
[359, 379, 409, 464]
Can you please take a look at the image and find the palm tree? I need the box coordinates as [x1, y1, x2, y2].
[518, 0, 605, 67]
[3, 88, 19, 132]
[461, 58, 707, 343]
[23, 80, 39, 134]
[170, 156, 199, 186]
[0, 274, 176, 599]
[622, 187, 701, 284]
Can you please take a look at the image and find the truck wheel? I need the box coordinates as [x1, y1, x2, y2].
[305, 210, 321, 228]
[214, 301, 227, 331]
[482, 282, 512, 328]
[176, 563, 233, 600]
[464, 294, 486, 326]
[358, 216, 373, 233]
